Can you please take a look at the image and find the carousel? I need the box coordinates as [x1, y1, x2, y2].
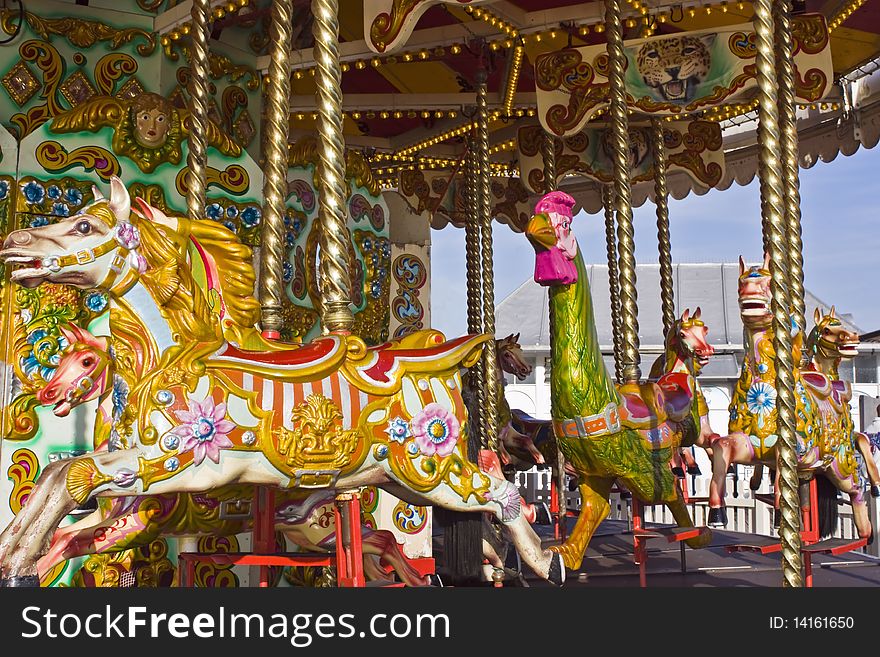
[0, 0, 877, 588]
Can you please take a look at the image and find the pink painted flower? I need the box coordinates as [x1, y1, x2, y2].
[171, 396, 235, 465]
[411, 403, 460, 457]
[115, 222, 141, 250]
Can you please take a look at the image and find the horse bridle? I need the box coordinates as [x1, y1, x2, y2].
[61, 343, 113, 407]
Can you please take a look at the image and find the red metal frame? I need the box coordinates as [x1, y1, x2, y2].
[726, 478, 867, 587]
[177, 488, 378, 588]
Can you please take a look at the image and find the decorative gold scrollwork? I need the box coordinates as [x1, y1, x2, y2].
[1, 10, 156, 56]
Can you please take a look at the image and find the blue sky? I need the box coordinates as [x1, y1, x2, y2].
[429, 144, 880, 338]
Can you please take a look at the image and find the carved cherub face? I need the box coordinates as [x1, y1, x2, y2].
[134, 107, 169, 149]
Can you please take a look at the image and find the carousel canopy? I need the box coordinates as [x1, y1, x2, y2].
[210, 0, 880, 226]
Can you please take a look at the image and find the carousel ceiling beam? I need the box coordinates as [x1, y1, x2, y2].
[288, 92, 537, 111]
[486, 0, 528, 26]
[256, 20, 498, 72]
[288, 128, 393, 150]
[155, 0, 228, 33]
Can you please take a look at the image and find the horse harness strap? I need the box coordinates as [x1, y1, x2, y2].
[554, 402, 621, 439]
[45, 237, 119, 271]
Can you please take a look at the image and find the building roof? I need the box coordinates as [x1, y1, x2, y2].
[496, 262, 865, 379]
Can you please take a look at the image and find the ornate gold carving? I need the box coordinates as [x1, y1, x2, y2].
[49, 94, 241, 174]
[10, 41, 65, 138]
[74, 540, 175, 588]
[369, 0, 428, 53]
[179, 46, 260, 91]
[728, 31, 757, 58]
[66, 457, 113, 504]
[7, 449, 38, 514]
[36, 141, 121, 182]
[791, 14, 829, 55]
[1, 10, 157, 56]
[193, 535, 240, 587]
[94, 53, 138, 96]
[272, 394, 361, 482]
[175, 164, 250, 197]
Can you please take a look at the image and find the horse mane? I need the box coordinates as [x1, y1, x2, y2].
[183, 218, 261, 330]
[134, 218, 220, 342]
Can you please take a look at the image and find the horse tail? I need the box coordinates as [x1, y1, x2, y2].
[815, 473, 839, 539]
[435, 383, 483, 584]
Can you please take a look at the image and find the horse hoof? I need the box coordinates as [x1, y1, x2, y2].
[707, 507, 728, 528]
[671, 467, 685, 479]
[0, 575, 40, 588]
[871, 485, 880, 498]
[547, 552, 566, 587]
[686, 465, 702, 476]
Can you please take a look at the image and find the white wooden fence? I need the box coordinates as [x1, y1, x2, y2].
[515, 454, 880, 558]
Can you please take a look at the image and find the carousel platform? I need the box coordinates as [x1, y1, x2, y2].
[516, 518, 880, 587]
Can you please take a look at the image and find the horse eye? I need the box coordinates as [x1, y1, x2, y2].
[82, 357, 93, 367]
[44, 389, 55, 400]
[75, 220, 91, 235]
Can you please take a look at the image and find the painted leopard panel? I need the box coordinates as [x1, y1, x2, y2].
[636, 35, 715, 103]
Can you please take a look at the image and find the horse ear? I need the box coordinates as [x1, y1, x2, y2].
[133, 197, 154, 221]
[514, 332, 520, 344]
[91, 185, 105, 202]
[108, 176, 130, 222]
[738, 256, 746, 276]
[694, 306, 701, 319]
[59, 325, 79, 346]
[814, 307, 822, 324]
[133, 197, 175, 229]
[763, 252, 771, 271]
[682, 308, 690, 322]
[830, 305, 836, 319]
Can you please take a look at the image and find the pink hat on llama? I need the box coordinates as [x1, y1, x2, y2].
[534, 190, 576, 219]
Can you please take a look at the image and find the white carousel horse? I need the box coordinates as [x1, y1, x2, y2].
[0, 176, 563, 586]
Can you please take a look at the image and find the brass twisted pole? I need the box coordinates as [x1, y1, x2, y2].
[541, 130, 567, 538]
[312, 0, 354, 333]
[604, 0, 640, 382]
[464, 133, 485, 446]
[775, 0, 806, 351]
[651, 119, 675, 338]
[755, 0, 803, 587]
[185, 0, 211, 223]
[476, 68, 499, 453]
[465, 134, 483, 336]
[541, 133, 556, 192]
[603, 185, 624, 383]
[258, 0, 294, 337]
